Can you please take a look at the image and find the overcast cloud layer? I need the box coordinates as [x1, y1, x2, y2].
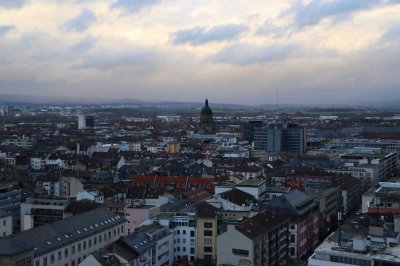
[0, 0, 399, 105]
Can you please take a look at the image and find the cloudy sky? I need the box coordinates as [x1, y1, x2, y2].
[0, 0, 399, 105]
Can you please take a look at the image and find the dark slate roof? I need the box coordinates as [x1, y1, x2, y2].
[0, 208, 124, 257]
[268, 188, 318, 217]
[235, 209, 289, 240]
[196, 202, 218, 218]
[220, 189, 255, 206]
[114, 223, 169, 256]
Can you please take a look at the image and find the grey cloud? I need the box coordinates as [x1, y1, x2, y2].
[380, 23, 400, 45]
[287, 0, 399, 28]
[64, 9, 96, 32]
[0, 0, 27, 9]
[172, 24, 248, 46]
[257, 22, 290, 38]
[0, 25, 15, 36]
[74, 48, 157, 70]
[70, 36, 97, 53]
[211, 43, 296, 65]
[111, 0, 160, 13]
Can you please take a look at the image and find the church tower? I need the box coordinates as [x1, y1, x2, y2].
[199, 98, 216, 134]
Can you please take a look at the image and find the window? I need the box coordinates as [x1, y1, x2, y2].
[232, 249, 249, 256]
[83, 241, 86, 250]
[290, 234, 295, 243]
[190, 231, 195, 237]
[177, 230, 180, 235]
[183, 230, 186, 235]
[204, 247, 212, 253]
[3, 219, 6, 226]
[99, 235, 102, 242]
[36, 261, 40, 266]
[58, 251, 62, 261]
[204, 222, 213, 228]
[94, 237, 97, 245]
[72, 245, 75, 255]
[190, 248, 195, 254]
[290, 247, 295, 256]
[204, 238, 212, 244]
[64, 248, 68, 258]
[89, 239, 92, 248]
[78, 243, 81, 252]
[43, 257, 48, 266]
[50, 254, 54, 264]
[183, 247, 186, 252]
[204, 230, 213, 236]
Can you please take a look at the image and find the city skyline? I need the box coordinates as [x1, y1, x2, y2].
[0, 0, 399, 105]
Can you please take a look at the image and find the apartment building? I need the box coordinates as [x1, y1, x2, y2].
[269, 189, 319, 264]
[196, 202, 218, 263]
[0, 208, 125, 266]
[217, 209, 290, 266]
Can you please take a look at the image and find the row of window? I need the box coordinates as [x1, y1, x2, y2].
[34, 225, 123, 266]
[174, 247, 195, 254]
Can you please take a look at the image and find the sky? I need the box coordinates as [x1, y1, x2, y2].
[0, 0, 399, 105]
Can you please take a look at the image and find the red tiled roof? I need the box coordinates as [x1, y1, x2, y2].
[132, 175, 227, 184]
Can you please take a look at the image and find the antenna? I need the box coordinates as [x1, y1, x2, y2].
[276, 89, 279, 105]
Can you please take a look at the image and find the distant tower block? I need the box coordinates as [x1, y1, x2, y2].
[85, 115, 95, 128]
[78, 114, 86, 129]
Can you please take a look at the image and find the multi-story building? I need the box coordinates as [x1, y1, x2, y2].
[254, 123, 306, 154]
[306, 187, 338, 239]
[170, 214, 197, 263]
[217, 209, 290, 266]
[20, 197, 71, 231]
[196, 202, 218, 264]
[0, 182, 21, 233]
[113, 223, 174, 266]
[165, 141, 181, 154]
[327, 152, 398, 192]
[124, 201, 161, 234]
[336, 175, 361, 215]
[308, 216, 400, 266]
[362, 178, 400, 215]
[269, 189, 319, 264]
[0, 208, 125, 266]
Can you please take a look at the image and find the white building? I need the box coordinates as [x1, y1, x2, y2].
[77, 190, 104, 204]
[78, 114, 86, 129]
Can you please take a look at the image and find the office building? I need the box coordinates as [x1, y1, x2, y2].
[254, 123, 306, 154]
